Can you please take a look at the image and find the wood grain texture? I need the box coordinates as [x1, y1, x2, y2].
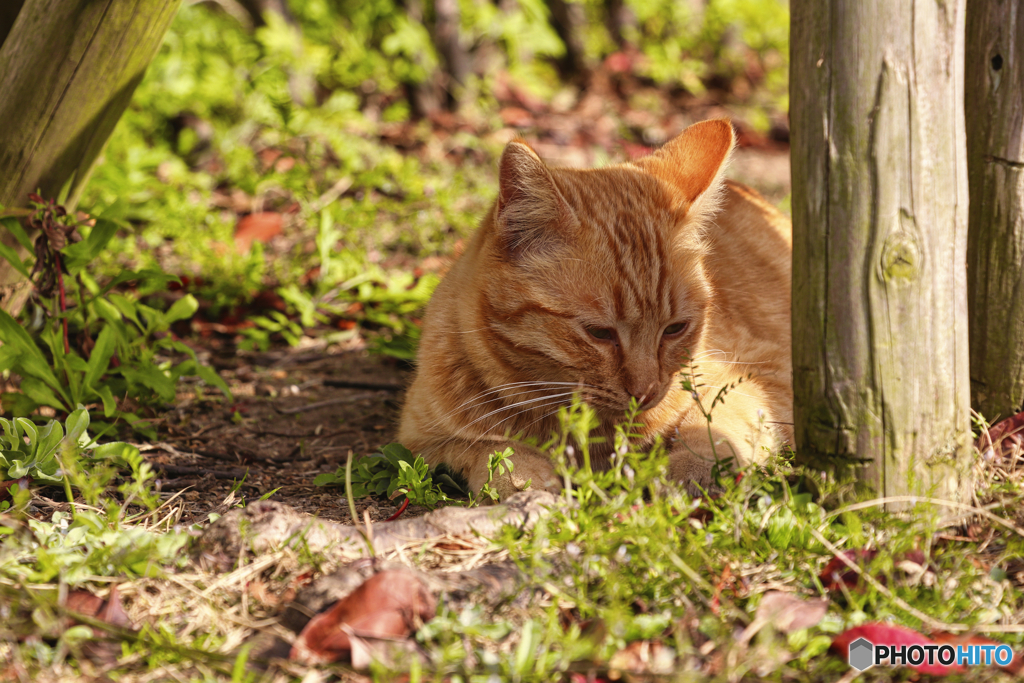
[0, 0, 182, 288]
[966, 0, 1024, 421]
[790, 0, 972, 504]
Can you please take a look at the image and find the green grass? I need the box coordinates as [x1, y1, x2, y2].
[1, 403, 1022, 681]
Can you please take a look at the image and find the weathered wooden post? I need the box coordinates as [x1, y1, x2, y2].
[966, 0, 1024, 422]
[790, 0, 973, 503]
[0, 0, 181, 310]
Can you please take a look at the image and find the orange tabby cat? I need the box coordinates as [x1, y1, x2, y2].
[398, 119, 792, 498]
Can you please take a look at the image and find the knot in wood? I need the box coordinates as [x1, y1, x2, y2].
[881, 233, 920, 282]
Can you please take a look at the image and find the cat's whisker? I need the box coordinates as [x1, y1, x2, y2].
[689, 348, 729, 361]
[690, 384, 762, 400]
[451, 391, 581, 437]
[454, 397, 574, 461]
[425, 381, 600, 431]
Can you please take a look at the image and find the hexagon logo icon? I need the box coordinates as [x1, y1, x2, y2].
[848, 637, 874, 671]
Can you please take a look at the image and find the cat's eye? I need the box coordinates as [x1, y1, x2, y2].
[663, 322, 688, 336]
[586, 326, 615, 341]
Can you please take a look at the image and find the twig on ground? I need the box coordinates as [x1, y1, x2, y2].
[321, 378, 404, 392]
[824, 495, 1024, 539]
[152, 463, 251, 481]
[273, 393, 378, 414]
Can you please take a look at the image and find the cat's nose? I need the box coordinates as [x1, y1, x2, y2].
[627, 382, 659, 410]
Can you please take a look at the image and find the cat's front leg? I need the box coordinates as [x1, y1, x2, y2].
[420, 438, 563, 501]
[665, 392, 777, 495]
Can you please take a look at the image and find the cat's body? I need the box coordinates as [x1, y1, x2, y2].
[399, 120, 792, 497]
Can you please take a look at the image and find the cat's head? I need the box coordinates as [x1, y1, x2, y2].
[476, 119, 735, 416]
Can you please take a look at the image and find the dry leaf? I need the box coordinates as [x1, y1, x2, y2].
[750, 591, 828, 634]
[608, 640, 675, 674]
[290, 569, 436, 666]
[234, 212, 283, 252]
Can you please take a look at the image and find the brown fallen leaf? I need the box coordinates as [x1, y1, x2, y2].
[290, 569, 436, 666]
[63, 585, 134, 663]
[746, 591, 829, 636]
[734, 590, 829, 675]
[65, 585, 133, 632]
[234, 212, 283, 252]
[979, 411, 1024, 462]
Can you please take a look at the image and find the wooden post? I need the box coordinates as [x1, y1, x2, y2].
[790, 0, 972, 503]
[966, 0, 1024, 422]
[0, 0, 182, 306]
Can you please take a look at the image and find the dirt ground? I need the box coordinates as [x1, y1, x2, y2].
[139, 345, 417, 526]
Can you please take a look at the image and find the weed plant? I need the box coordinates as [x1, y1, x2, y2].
[0, 198, 231, 434]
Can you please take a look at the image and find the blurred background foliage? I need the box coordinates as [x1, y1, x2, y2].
[75, 0, 788, 358]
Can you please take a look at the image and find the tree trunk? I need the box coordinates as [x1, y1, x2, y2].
[545, 0, 587, 81]
[603, 0, 635, 49]
[0, 0, 182, 309]
[433, 0, 469, 107]
[0, 0, 24, 50]
[965, 0, 1024, 422]
[790, 0, 972, 504]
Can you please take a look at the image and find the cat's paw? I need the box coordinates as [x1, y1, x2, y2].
[469, 450, 562, 501]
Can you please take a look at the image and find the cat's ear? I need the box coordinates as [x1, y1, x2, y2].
[495, 140, 578, 258]
[635, 118, 735, 214]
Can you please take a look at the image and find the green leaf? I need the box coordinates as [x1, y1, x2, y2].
[0, 309, 67, 403]
[15, 418, 38, 452]
[92, 441, 142, 466]
[92, 297, 123, 325]
[0, 241, 29, 278]
[313, 472, 342, 486]
[0, 418, 20, 451]
[61, 218, 119, 273]
[107, 293, 142, 329]
[0, 345, 22, 373]
[192, 363, 233, 401]
[164, 295, 199, 324]
[83, 326, 116, 390]
[65, 408, 90, 444]
[7, 458, 30, 479]
[121, 365, 176, 403]
[1, 216, 34, 252]
[95, 385, 117, 417]
[381, 443, 414, 469]
[35, 421, 64, 460]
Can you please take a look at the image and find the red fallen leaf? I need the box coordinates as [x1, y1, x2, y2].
[499, 107, 533, 127]
[258, 147, 283, 170]
[820, 549, 928, 591]
[831, 623, 963, 676]
[978, 411, 1024, 462]
[931, 632, 1024, 675]
[603, 51, 635, 73]
[65, 585, 134, 633]
[290, 570, 436, 666]
[234, 212, 283, 252]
